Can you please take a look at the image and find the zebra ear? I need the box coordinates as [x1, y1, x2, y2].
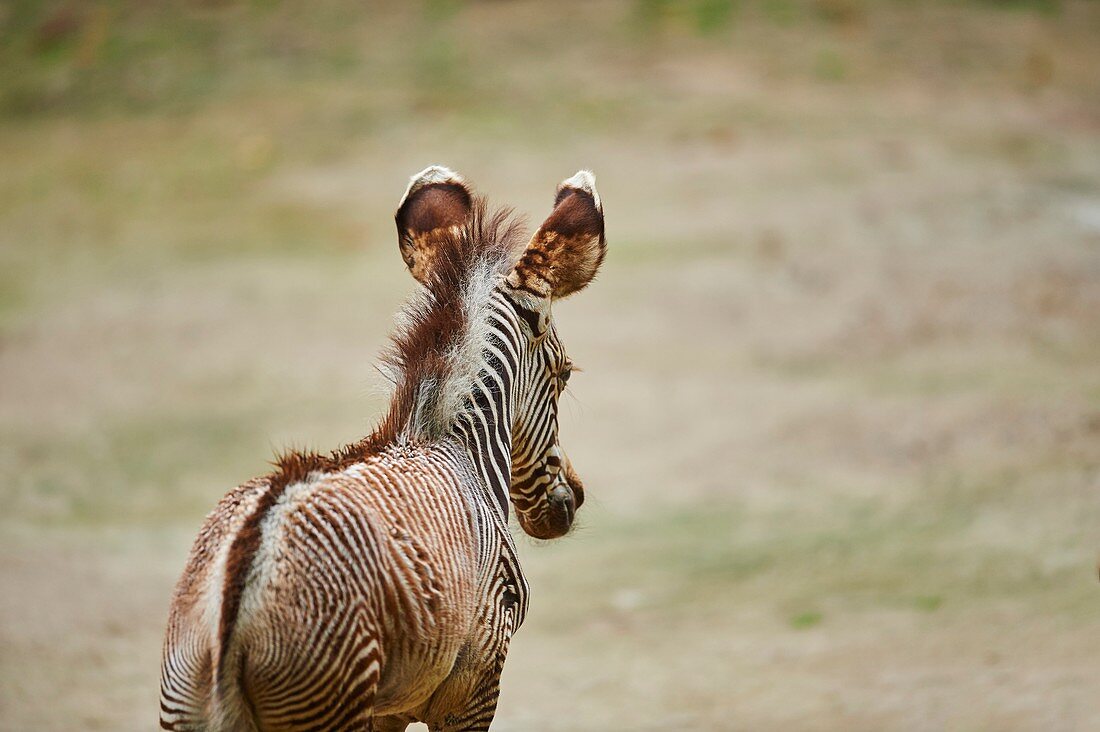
[507, 170, 606, 299]
[395, 165, 473, 284]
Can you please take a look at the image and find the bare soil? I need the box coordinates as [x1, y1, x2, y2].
[1, 1, 1099, 729]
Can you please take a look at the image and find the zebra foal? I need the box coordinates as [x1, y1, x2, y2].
[160, 166, 606, 731]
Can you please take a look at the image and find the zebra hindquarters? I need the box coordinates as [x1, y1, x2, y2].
[231, 588, 383, 731]
[160, 606, 265, 732]
[160, 610, 217, 731]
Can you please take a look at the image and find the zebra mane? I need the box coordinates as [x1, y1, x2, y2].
[264, 199, 522, 493]
[374, 198, 525, 445]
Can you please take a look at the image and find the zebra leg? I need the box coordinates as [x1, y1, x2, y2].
[444, 688, 501, 731]
[427, 658, 506, 732]
[423, 607, 516, 731]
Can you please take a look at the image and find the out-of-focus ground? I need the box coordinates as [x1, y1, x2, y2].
[2, 1, 1099, 729]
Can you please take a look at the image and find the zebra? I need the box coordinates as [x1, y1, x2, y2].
[159, 165, 606, 731]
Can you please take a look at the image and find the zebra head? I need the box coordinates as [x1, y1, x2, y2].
[394, 167, 606, 540]
[501, 171, 605, 539]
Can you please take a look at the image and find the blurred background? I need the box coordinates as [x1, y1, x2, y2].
[1, 1, 1099, 729]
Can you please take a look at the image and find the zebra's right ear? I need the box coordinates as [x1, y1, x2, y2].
[395, 165, 473, 284]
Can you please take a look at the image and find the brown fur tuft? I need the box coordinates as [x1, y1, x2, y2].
[373, 198, 525, 444]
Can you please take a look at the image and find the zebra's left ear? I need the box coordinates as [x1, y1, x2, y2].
[395, 165, 473, 285]
[507, 170, 606, 299]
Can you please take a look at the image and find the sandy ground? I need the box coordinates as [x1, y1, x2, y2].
[1, 1, 1099, 729]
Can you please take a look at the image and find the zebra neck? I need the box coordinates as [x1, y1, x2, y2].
[448, 379, 512, 519]
[446, 298, 519, 519]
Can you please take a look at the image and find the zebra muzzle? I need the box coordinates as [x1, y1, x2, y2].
[518, 481, 576, 540]
[541, 483, 576, 538]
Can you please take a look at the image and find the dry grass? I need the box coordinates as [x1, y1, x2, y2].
[1, 1, 1099, 729]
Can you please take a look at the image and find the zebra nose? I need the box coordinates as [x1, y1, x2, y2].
[548, 483, 575, 526]
[519, 483, 576, 540]
[562, 460, 584, 510]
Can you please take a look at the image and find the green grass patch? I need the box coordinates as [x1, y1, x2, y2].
[913, 594, 944, 612]
[789, 610, 824, 629]
[0, 407, 276, 528]
[525, 471, 1096, 634]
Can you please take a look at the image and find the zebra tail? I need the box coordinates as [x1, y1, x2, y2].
[210, 645, 260, 732]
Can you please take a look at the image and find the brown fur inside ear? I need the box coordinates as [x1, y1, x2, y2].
[509, 187, 606, 299]
[396, 181, 472, 283]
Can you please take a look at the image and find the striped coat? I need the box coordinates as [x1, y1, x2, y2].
[160, 166, 606, 731]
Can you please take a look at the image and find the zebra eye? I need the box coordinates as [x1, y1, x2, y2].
[559, 366, 572, 385]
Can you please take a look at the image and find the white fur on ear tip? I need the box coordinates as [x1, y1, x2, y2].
[400, 165, 465, 206]
[560, 169, 601, 212]
[416, 165, 463, 186]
